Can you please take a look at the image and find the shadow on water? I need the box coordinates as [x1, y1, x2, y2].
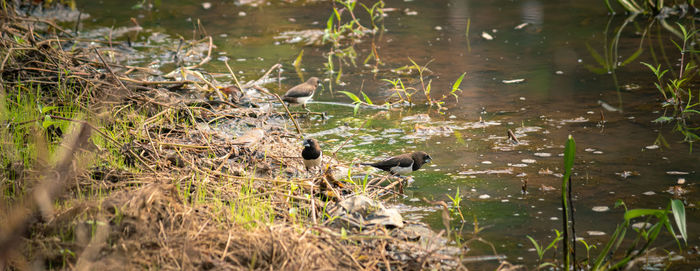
[76, 0, 699, 268]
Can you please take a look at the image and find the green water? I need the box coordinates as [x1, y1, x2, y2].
[76, 0, 699, 268]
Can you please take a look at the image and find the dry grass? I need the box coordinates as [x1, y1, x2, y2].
[0, 3, 470, 270]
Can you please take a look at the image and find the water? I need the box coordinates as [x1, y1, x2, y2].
[76, 0, 699, 268]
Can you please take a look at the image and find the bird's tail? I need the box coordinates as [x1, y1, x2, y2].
[359, 163, 375, 166]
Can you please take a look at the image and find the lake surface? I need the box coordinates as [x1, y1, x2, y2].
[76, 0, 699, 268]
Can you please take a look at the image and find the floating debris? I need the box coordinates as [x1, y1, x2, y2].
[502, 78, 525, 84]
[632, 222, 652, 230]
[481, 32, 494, 40]
[514, 22, 529, 29]
[621, 83, 641, 91]
[522, 159, 536, 164]
[615, 171, 640, 179]
[478, 194, 491, 199]
[202, 2, 212, 9]
[459, 168, 514, 175]
[555, 70, 564, 75]
[404, 8, 418, 15]
[666, 186, 689, 196]
[598, 100, 622, 112]
[481, 161, 493, 165]
[413, 124, 454, 136]
[645, 145, 660, 150]
[592, 206, 610, 212]
[534, 152, 551, 157]
[678, 178, 686, 185]
[539, 184, 556, 192]
[464, 120, 501, 129]
[666, 171, 689, 175]
[538, 168, 554, 175]
[587, 231, 606, 236]
[275, 29, 326, 45]
[642, 191, 656, 196]
[559, 117, 589, 123]
[402, 114, 431, 122]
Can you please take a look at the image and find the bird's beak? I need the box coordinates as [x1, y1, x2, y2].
[303, 142, 310, 147]
[425, 156, 432, 163]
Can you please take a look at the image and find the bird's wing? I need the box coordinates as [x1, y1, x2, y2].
[284, 86, 314, 98]
[369, 154, 413, 171]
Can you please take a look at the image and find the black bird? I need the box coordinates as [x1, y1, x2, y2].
[283, 77, 319, 112]
[361, 151, 432, 176]
[301, 138, 322, 171]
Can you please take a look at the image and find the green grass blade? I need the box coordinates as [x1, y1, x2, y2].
[451, 72, 466, 93]
[339, 91, 361, 103]
[671, 199, 687, 244]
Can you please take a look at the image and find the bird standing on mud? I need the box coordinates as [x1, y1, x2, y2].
[301, 138, 323, 172]
[282, 77, 319, 112]
[361, 151, 432, 176]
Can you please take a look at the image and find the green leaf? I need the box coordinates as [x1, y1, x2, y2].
[623, 209, 667, 222]
[339, 91, 361, 103]
[671, 199, 687, 244]
[584, 64, 608, 75]
[360, 91, 373, 105]
[293, 49, 304, 68]
[526, 235, 543, 256]
[585, 43, 607, 68]
[326, 15, 334, 31]
[652, 116, 673, 123]
[353, 103, 360, 116]
[620, 48, 643, 67]
[13, 35, 26, 44]
[451, 72, 467, 93]
[40, 105, 58, 114]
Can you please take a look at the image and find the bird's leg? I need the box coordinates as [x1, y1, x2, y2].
[303, 104, 311, 113]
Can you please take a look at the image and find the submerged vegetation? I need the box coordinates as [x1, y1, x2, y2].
[591, 0, 700, 150]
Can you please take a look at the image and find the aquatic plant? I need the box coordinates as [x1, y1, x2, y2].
[604, 0, 695, 14]
[526, 135, 688, 270]
[642, 23, 700, 151]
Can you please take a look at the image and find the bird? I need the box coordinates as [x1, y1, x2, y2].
[361, 151, 432, 176]
[282, 77, 319, 112]
[301, 138, 322, 172]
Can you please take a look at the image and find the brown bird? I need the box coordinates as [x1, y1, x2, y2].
[282, 77, 319, 112]
[361, 151, 432, 176]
